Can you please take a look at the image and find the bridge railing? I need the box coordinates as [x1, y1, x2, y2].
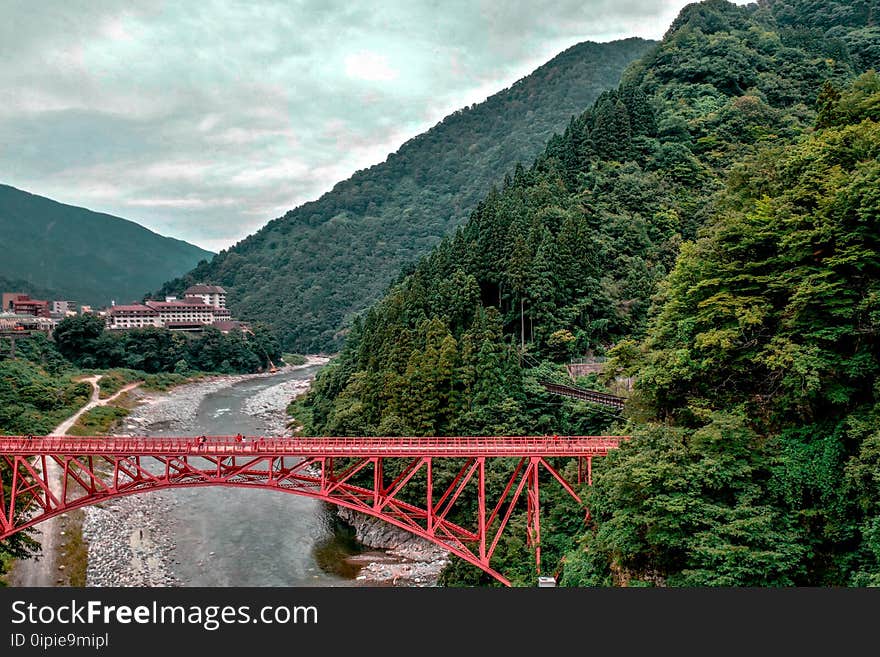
[0, 435, 625, 456]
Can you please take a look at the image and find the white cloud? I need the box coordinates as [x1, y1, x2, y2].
[0, 1, 754, 251]
[141, 161, 214, 181]
[230, 158, 310, 186]
[124, 197, 238, 209]
[344, 50, 400, 82]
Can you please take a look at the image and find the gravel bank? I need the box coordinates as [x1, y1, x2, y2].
[120, 357, 329, 436]
[337, 507, 449, 587]
[83, 494, 181, 587]
[83, 358, 328, 587]
[81, 354, 447, 588]
[241, 377, 314, 432]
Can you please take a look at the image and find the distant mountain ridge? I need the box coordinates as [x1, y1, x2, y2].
[0, 184, 213, 308]
[0, 275, 60, 304]
[159, 37, 657, 351]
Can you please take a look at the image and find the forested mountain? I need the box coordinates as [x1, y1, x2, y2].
[0, 276, 59, 304]
[0, 184, 213, 307]
[158, 38, 656, 351]
[295, 0, 880, 585]
[569, 72, 880, 587]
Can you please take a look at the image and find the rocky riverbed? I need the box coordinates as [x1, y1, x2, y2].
[337, 507, 449, 586]
[80, 355, 448, 587]
[83, 494, 181, 587]
[83, 358, 328, 587]
[120, 360, 327, 437]
[241, 376, 313, 430]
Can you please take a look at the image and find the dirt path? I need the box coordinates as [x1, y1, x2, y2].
[8, 375, 141, 587]
[51, 376, 142, 436]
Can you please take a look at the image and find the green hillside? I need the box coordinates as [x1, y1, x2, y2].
[0, 184, 213, 307]
[158, 38, 656, 351]
[573, 72, 880, 587]
[0, 276, 59, 304]
[296, 0, 880, 586]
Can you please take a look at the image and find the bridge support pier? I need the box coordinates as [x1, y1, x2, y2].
[527, 457, 541, 573]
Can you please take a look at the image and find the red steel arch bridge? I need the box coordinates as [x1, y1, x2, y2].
[0, 435, 623, 586]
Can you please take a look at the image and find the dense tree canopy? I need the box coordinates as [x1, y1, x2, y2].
[53, 315, 281, 375]
[296, 0, 880, 585]
[569, 73, 880, 587]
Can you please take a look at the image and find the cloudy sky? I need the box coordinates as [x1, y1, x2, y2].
[1, 0, 750, 252]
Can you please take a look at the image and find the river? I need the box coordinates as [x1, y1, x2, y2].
[163, 365, 364, 585]
[9, 361, 443, 588]
[96, 364, 364, 586]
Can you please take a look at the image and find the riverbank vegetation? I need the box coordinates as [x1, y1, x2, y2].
[282, 353, 308, 366]
[0, 344, 83, 578]
[90, 368, 204, 398]
[0, 315, 282, 580]
[67, 406, 130, 436]
[0, 357, 90, 436]
[53, 314, 282, 375]
[297, 0, 880, 585]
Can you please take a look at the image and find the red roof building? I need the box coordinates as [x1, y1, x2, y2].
[107, 304, 160, 329]
[11, 295, 50, 318]
[145, 298, 216, 328]
[106, 285, 235, 331]
[212, 320, 247, 334]
[183, 284, 227, 309]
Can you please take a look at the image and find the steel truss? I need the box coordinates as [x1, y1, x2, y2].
[0, 435, 622, 585]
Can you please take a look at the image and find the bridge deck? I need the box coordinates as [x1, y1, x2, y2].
[540, 382, 626, 410]
[0, 435, 623, 457]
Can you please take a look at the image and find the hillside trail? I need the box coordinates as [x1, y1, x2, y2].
[51, 375, 141, 436]
[8, 374, 141, 587]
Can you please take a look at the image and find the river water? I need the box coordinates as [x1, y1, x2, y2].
[145, 366, 362, 586]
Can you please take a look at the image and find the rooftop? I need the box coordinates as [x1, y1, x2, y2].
[0, 312, 45, 320]
[145, 298, 210, 309]
[109, 304, 157, 314]
[184, 284, 226, 295]
[212, 320, 246, 333]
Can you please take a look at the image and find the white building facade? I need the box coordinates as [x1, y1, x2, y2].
[145, 298, 216, 326]
[106, 305, 161, 329]
[107, 285, 233, 331]
[183, 285, 226, 309]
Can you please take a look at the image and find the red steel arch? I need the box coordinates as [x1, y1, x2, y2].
[0, 435, 622, 585]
